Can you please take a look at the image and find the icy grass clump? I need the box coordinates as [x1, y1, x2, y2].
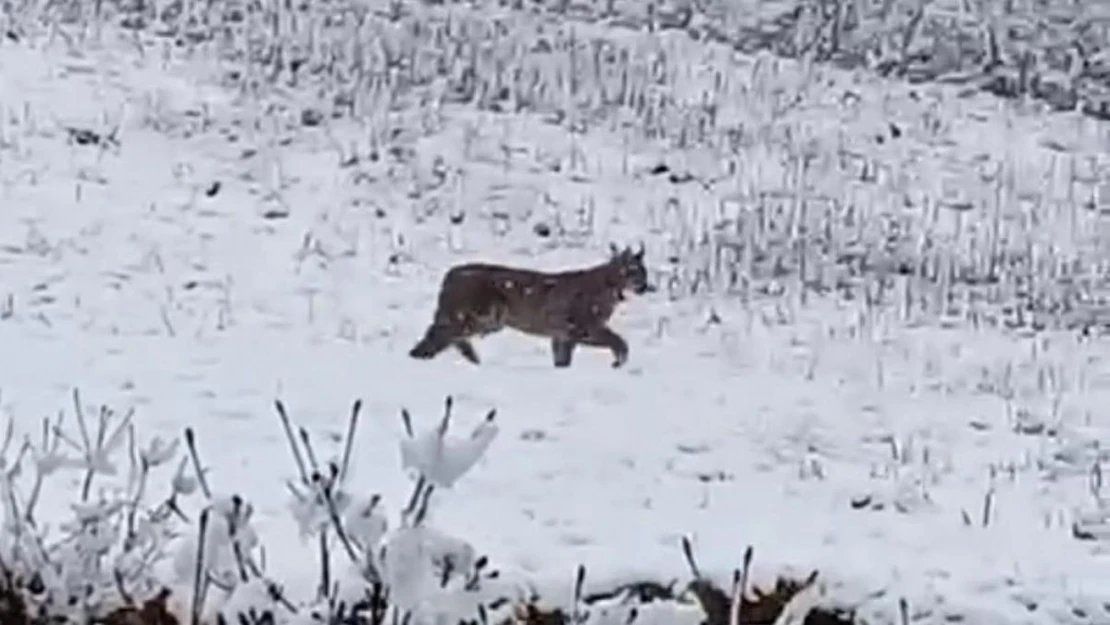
[0, 389, 508, 624]
[271, 396, 504, 625]
[0, 389, 195, 621]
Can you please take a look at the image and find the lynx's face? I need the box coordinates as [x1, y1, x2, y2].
[610, 244, 653, 295]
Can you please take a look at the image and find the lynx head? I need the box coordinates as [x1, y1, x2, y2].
[608, 242, 653, 295]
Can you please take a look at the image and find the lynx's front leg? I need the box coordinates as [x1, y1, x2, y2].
[579, 326, 629, 368]
[551, 338, 577, 368]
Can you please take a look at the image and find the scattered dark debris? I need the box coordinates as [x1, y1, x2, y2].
[643, 163, 704, 186]
[513, 602, 570, 625]
[677, 540, 860, 625]
[1, 568, 181, 625]
[261, 207, 289, 220]
[176, 30, 210, 45]
[1013, 421, 1055, 437]
[66, 126, 119, 148]
[301, 108, 324, 127]
[519, 428, 547, 441]
[686, 571, 857, 625]
[875, 122, 904, 144]
[695, 471, 733, 483]
[5, 30, 19, 43]
[805, 606, 862, 625]
[1072, 522, 1099, 541]
[676, 443, 710, 455]
[1, 549, 869, 625]
[533, 222, 552, 238]
[0, 567, 30, 625]
[1082, 97, 1110, 122]
[668, 171, 695, 184]
[582, 580, 677, 605]
[512, 556, 861, 625]
[204, 181, 221, 197]
[685, 578, 729, 624]
[119, 15, 147, 30]
[24, 574, 43, 596]
[99, 588, 178, 625]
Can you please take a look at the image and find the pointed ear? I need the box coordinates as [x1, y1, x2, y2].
[635, 242, 645, 259]
[609, 243, 620, 257]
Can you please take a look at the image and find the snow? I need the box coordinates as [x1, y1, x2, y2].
[1, 12, 1110, 625]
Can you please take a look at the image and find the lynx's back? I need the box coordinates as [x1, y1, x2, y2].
[434, 263, 605, 337]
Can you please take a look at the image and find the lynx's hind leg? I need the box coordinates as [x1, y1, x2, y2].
[453, 339, 481, 365]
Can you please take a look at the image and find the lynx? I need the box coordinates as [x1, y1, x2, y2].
[409, 244, 653, 368]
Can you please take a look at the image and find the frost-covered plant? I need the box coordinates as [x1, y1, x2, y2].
[0, 389, 195, 621]
[0, 388, 303, 624]
[0, 387, 508, 624]
[382, 398, 499, 619]
[266, 395, 501, 625]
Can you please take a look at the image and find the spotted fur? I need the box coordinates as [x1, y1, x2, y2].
[409, 244, 653, 368]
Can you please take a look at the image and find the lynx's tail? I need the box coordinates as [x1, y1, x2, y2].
[409, 325, 449, 359]
[409, 337, 437, 359]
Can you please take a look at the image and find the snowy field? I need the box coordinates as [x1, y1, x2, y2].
[2, 2, 1110, 624]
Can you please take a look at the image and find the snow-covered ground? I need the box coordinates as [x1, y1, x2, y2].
[2, 10, 1110, 625]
